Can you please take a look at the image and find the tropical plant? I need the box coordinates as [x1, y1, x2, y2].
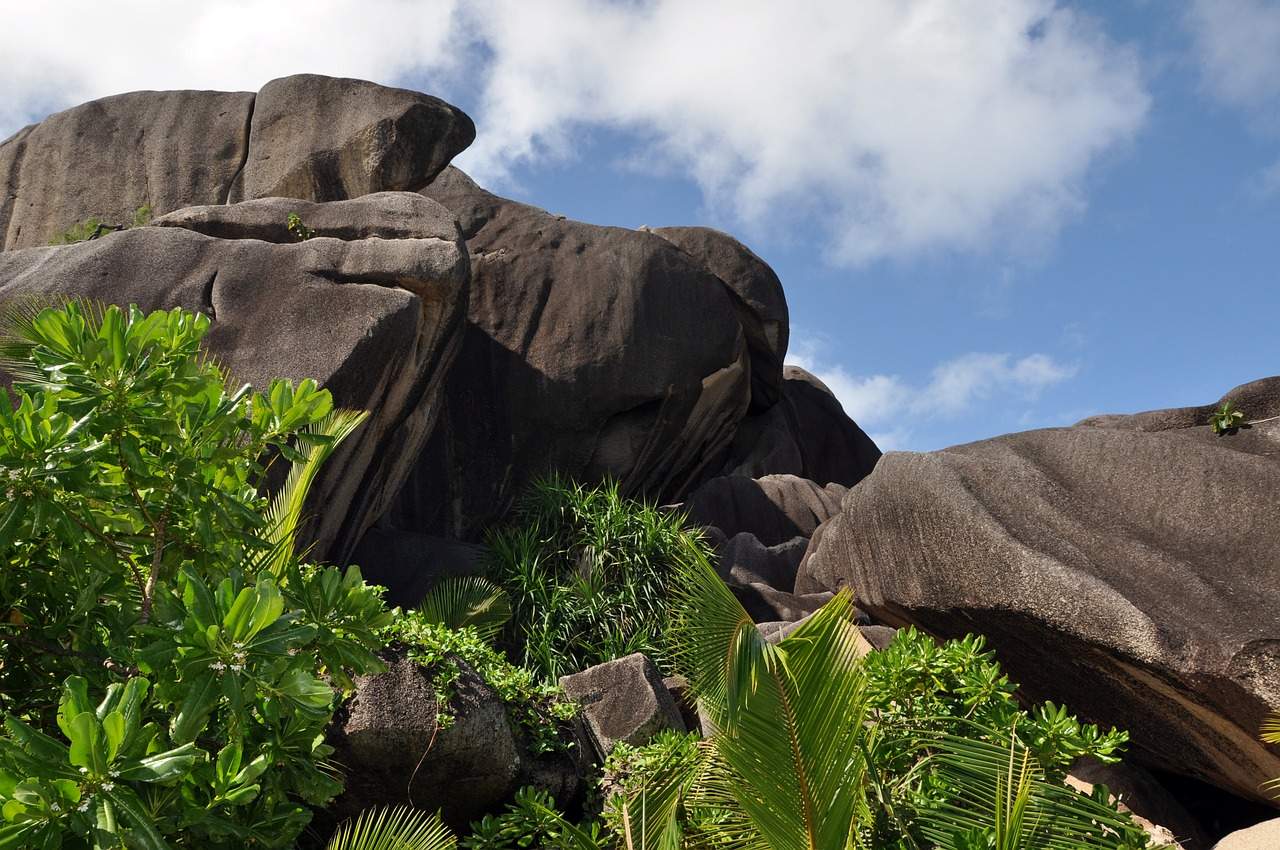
[382, 615, 577, 753]
[417, 576, 512, 643]
[1262, 712, 1280, 799]
[0, 301, 391, 849]
[612, 548, 1158, 850]
[487, 475, 711, 679]
[287, 212, 315, 242]
[325, 806, 455, 850]
[1209, 402, 1246, 434]
[461, 786, 607, 850]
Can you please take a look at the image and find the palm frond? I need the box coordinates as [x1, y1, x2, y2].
[324, 805, 455, 850]
[263, 408, 368, 575]
[0, 295, 75, 384]
[417, 576, 512, 642]
[916, 731, 1150, 850]
[1261, 712, 1280, 745]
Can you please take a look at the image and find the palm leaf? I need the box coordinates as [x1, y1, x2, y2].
[324, 805, 455, 850]
[1263, 712, 1280, 799]
[416, 576, 512, 641]
[915, 731, 1151, 850]
[263, 408, 368, 575]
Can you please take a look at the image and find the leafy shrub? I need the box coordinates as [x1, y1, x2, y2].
[1209, 401, 1246, 434]
[487, 476, 711, 679]
[461, 786, 606, 850]
[50, 204, 152, 245]
[382, 615, 577, 754]
[287, 212, 315, 242]
[0, 302, 391, 849]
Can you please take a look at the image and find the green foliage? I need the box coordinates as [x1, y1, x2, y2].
[1209, 401, 1246, 434]
[487, 476, 711, 679]
[1263, 712, 1280, 799]
[417, 576, 512, 643]
[461, 787, 607, 850]
[614, 548, 1158, 850]
[382, 616, 577, 754]
[287, 212, 315, 242]
[325, 806, 455, 850]
[50, 204, 152, 245]
[0, 302, 389, 849]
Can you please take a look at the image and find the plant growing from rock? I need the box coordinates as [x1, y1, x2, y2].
[1209, 402, 1246, 434]
[50, 204, 152, 245]
[0, 302, 392, 849]
[287, 211, 315, 242]
[487, 476, 711, 680]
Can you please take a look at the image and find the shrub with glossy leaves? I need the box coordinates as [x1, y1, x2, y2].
[0, 302, 390, 849]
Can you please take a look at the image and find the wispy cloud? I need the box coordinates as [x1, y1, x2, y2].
[2, 0, 1148, 267]
[787, 335, 1077, 450]
[1185, 0, 1280, 125]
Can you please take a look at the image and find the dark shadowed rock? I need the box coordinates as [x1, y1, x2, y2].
[559, 653, 686, 759]
[798, 378, 1280, 804]
[716, 532, 808, 590]
[330, 654, 577, 832]
[720, 366, 880, 485]
[650, 226, 788, 410]
[1067, 757, 1209, 850]
[1, 90, 254, 250]
[389, 166, 753, 538]
[1, 75, 474, 251]
[0, 192, 468, 562]
[349, 528, 489, 609]
[734, 583, 833, 624]
[684, 474, 847, 546]
[240, 75, 474, 203]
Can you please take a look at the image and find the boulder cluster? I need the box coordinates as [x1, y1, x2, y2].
[2, 75, 1276, 848]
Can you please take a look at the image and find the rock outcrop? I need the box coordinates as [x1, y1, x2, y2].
[330, 654, 578, 832]
[559, 653, 687, 759]
[1212, 818, 1280, 850]
[387, 166, 755, 539]
[0, 192, 469, 561]
[0, 74, 473, 251]
[799, 378, 1280, 804]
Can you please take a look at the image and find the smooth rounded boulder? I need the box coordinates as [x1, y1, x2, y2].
[799, 378, 1280, 805]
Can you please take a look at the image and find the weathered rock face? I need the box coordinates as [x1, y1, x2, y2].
[0, 192, 469, 561]
[685, 474, 847, 546]
[0, 74, 474, 250]
[799, 378, 1280, 804]
[649, 226, 788, 411]
[558, 653, 686, 759]
[1212, 818, 1280, 850]
[720, 366, 880, 485]
[330, 654, 579, 832]
[387, 166, 754, 539]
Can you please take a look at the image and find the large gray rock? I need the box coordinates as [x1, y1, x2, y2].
[559, 653, 686, 759]
[241, 74, 474, 203]
[1, 75, 473, 250]
[1212, 819, 1280, 850]
[387, 166, 754, 538]
[330, 654, 577, 832]
[650, 226, 788, 411]
[1, 89, 254, 250]
[0, 192, 468, 561]
[684, 473, 848, 546]
[798, 378, 1280, 804]
[720, 365, 880, 485]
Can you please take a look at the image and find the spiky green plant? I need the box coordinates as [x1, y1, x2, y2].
[326, 806, 456, 850]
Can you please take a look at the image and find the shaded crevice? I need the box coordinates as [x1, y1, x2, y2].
[202, 269, 218, 320]
[222, 94, 255, 205]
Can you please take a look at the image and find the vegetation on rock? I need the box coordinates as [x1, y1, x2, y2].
[487, 476, 712, 680]
[50, 205, 152, 245]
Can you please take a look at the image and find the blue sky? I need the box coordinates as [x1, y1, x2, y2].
[4, 1, 1279, 451]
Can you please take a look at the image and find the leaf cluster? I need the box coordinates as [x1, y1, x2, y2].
[49, 205, 152, 245]
[0, 302, 389, 849]
[487, 476, 711, 679]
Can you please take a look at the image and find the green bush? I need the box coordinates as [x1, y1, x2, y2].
[487, 476, 711, 679]
[50, 205, 152, 245]
[382, 614, 577, 755]
[461, 786, 606, 850]
[0, 302, 390, 849]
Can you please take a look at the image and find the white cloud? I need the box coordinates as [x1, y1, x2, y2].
[787, 335, 1076, 449]
[1186, 0, 1280, 123]
[1, 1, 1147, 266]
